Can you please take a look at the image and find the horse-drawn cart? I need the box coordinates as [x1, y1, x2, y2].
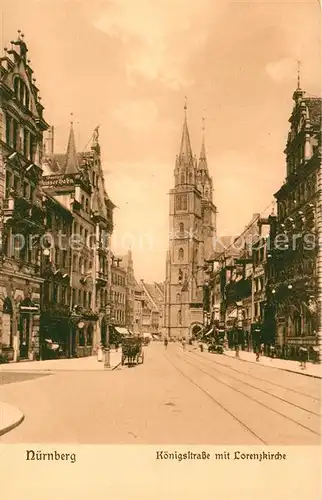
[121, 336, 144, 366]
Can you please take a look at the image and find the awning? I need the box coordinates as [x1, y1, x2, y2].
[114, 327, 131, 336]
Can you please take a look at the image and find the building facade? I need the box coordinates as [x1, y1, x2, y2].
[267, 84, 321, 359]
[164, 104, 217, 340]
[0, 33, 49, 361]
[42, 124, 114, 357]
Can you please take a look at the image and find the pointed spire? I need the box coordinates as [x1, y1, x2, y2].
[179, 97, 193, 162]
[64, 115, 79, 174]
[198, 116, 208, 171]
[297, 59, 301, 89]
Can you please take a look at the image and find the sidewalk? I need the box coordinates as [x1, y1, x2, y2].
[0, 402, 24, 437]
[0, 350, 122, 372]
[224, 349, 322, 379]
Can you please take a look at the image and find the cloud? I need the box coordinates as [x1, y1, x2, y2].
[113, 100, 159, 131]
[92, 0, 213, 89]
[265, 57, 298, 83]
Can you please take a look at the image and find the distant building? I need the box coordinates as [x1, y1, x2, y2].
[140, 280, 164, 335]
[133, 279, 144, 334]
[110, 255, 127, 327]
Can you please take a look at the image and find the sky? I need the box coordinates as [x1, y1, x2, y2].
[1, 0, 321, 282]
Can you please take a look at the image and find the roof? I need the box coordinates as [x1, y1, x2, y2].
[141, 281, 164, 310]
[209, 235, 239, 259]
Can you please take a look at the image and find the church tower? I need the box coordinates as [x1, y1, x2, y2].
[196, 118, 217, 260]
[164, 102, 205, 340]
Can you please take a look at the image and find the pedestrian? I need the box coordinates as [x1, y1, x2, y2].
[299, 345, 308, 369]
[182, 339, 186, 351]
[164, 337, 168, 349]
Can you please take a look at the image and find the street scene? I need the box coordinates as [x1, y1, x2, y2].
[0, 1, 321, 446]
[0, 341, 320, 445]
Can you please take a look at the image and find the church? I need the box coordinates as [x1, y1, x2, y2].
[164, 103, 217, 340]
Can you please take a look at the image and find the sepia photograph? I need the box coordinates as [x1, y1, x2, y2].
[0, 0, 321, 467]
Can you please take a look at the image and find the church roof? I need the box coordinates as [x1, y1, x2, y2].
[198, 119, 208, 171]
[179, 103, 193, 162]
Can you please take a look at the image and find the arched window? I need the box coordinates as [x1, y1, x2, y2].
[189, 172, 193, 184]
[177, 310, 182, 325]
[181, 173, 185, 184]
[176, 293, 181, 303]
[179, 223, 184, 234]
[85, 199, 89, 213]
[178, 248, 184, 260]
[13, 76, 30, 109]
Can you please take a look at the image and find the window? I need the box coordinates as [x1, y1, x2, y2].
[6, 114, 12, 146]
[5, 171, 12, 198]
[81, 195, 85, 210]
[88, 292, 92, 308]
[175, 194, 187, 211]
[176, 293, 181, 303]
[177, 310, 182, 325]
[181, 173, 185, 184]
[179, 223, 184, 233]
[178, 248, 184, 260]
[85, 199, 89, 213]
[13, 76, 30, 109]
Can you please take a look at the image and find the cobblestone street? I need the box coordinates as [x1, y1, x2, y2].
[0, 343, 320, 445]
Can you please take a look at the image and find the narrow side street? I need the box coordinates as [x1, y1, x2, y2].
[0, 343, 320, 445]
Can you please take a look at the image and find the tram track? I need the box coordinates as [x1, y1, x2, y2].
[165, 349, 320, 444]
[186, 348, 321, 401]
[164, 352, 268, 445]
[183, 350, 321, 417]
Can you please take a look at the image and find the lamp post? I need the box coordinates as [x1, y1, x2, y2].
[104, 308, 114, 369]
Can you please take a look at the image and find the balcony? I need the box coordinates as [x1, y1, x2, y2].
[3, 194, 45, 233]
[96, 271, 108, 287]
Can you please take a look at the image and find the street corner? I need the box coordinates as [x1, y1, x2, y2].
[0, 401, 24, 437]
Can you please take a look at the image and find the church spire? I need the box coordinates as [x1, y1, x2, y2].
[198, 116, 208, 171]
[179, 97, 193, 161]
[64, 116, 79, 174]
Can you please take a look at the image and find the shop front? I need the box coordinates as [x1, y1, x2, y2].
[18, 298, 40, 361]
